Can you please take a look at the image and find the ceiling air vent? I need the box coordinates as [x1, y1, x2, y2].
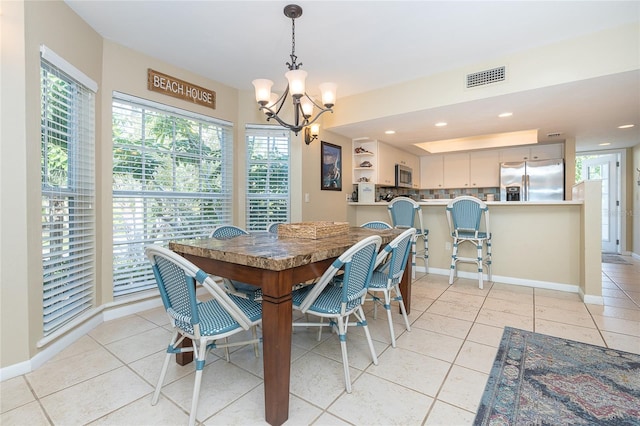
[466, 66, 506, 88]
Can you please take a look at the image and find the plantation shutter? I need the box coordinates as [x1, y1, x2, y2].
[112, 93, 233, 296]
[246, 125, 290, 231]
[40, 46, 97, 336]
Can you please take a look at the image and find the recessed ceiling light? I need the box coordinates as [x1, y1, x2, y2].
[385, 130, 396, 135]
[435, 122, 447, 127]
[618, 124, 635, 129]
[599, 142, 611, 146]
[498, 112, 513, 118]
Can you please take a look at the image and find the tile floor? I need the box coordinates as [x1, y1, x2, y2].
[2, 256, 639, 425]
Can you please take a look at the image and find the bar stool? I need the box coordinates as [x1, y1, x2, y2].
[387, 197, 428, 278]
[445, 196, 492, 289]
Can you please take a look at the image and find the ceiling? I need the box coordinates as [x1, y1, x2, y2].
[65, 1, 640, 154]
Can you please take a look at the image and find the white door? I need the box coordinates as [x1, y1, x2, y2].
[582, 154, 619, 253]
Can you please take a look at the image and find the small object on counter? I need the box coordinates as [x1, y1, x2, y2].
[357, 176, 370, 182]
[486, 194, 495, 201]
[359, 160, 372, 167]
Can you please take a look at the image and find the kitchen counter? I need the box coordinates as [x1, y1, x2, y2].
[350, 200, 583, 206]
[346, 183, 601, 304]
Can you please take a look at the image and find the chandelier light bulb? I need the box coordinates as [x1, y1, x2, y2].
[319, 82, 337, 108]
[252, 79, 274, 105]
[301, 97, 314, 117]
[285, 69, 307, 97]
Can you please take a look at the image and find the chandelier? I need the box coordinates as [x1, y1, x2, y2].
[252, 4, 337, 136]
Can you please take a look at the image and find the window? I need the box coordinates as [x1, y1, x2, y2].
[245, 125, 290, 231]
[112, 93, 233, 296]
[40, 50, 96, 336]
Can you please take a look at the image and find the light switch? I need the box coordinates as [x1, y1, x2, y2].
[304, 193, 310, 202]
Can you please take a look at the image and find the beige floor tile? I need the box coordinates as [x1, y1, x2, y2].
[482, 297, 533, 317]
[367, 347, 451, 397]
[48, 335, 103, 363]
[161, 360, 261, 423]
[601, 331, 640, 354]
[535, 288, 582, 301]
[39, 366, 153, 425]
[412, 312, 473, 339]
[535, 319, 606, 346]
[311, 331, 385, 370]
[26, 346, 123, 397]
[205, 385, 322, 426]
[396, 327, 464, 362]
[437, 365, 488, 412]
[137, 306, 171, 326]
[454, 340, 498, 374]
[88, 394, 188, 425]
[602, 296, 640, 310]
[328, 373, 433, 425]
[89, 314, 158, 345]
[437, 290, 486, 308]
[425, 400, 476, 425]
[105, 327, 172, 364]
[128, 349, 198, 388]
[466, 323, 505, 348]
[312, 412, 352, 425]
[475, 308, 533, 331]
[0, 401, 49, 426]
[586, 304, 640, 321]
[591, 314, 640, 337]
[427, 299, 481, 322]
[534, 294, 586, 311]
[534, 304, 596, 328]
[0, 376, 35, 414]
[289, 352, 356, 408]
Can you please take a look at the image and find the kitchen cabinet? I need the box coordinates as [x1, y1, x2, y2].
[443, 154, 470, 188]
[469, 150, 500, 187]
[376, 142, 396, 186]
[420, 155, 444, 189]
[499, 144, 563, 162]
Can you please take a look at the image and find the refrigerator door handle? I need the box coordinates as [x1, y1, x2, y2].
[521, 175, 526, 201]
[525, 174, 530, 201]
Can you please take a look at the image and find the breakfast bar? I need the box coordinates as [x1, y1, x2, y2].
[346, 181, 603, 303]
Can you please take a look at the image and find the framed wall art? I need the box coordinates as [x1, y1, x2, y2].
[321, 141, 342, 191]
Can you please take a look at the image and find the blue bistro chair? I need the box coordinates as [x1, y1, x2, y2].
[267, 222, 283, 234]
[387, 196, 429, 278]
[145, 245, 262, 426]
[360, 220, 392, 230]
[367, 227, 416, 347]
[292, 235, 382, 393]
[445, 196, 492, 289]
[209, 225, 262, 301]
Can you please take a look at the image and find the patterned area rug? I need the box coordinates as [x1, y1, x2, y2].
[602, 254, 632, 264]
[474, 327, 640, 425]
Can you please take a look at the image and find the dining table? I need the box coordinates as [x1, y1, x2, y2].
[169, 226, 412, 426]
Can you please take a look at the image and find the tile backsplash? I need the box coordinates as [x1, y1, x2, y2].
[372, 187, 500, 201]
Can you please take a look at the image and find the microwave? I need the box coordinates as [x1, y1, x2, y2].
[395, 164, 413, 188]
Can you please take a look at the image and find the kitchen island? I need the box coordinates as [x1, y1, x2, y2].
[346, 181, 602, 303]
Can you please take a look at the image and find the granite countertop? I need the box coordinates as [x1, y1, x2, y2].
[170, 227, 403, 271]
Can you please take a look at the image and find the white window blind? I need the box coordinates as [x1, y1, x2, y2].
[246, 125, 290, 231]
[41, 57, 96, 336]
[112, 93, 233, 296]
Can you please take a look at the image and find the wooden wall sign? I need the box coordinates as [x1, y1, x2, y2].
[147, 69, 216, 109]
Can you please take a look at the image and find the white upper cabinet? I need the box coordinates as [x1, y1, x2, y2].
[443, 153, 470, 188]
[469, 150, 500, 187]
[420, 155, 444, 189]
[499, 144, 564, 162]
[376, 142, 396, 186]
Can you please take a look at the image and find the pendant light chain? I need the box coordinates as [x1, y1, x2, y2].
[288, 16, 300, 71]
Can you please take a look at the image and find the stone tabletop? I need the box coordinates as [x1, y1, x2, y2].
[169, 227, 403, 271]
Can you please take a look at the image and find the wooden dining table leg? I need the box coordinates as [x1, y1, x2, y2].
[400, 255, 412, 315]
[261, 270, 293, 426]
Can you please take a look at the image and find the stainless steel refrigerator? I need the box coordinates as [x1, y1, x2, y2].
[499, 159, 565, 201]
